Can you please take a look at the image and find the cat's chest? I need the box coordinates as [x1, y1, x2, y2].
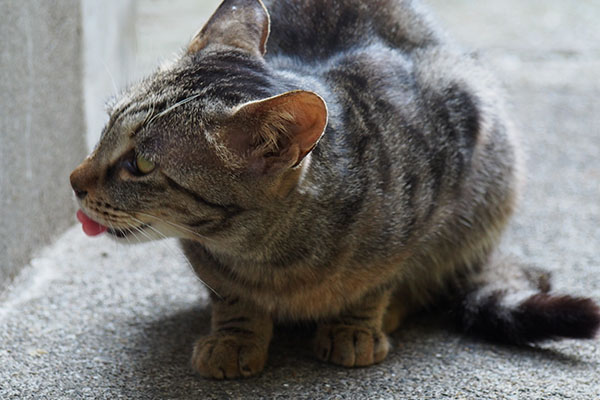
[184, 241, 405, 319]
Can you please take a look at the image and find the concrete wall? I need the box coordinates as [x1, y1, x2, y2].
[0, 0, 87, 290]
[83, 0, 137, 149]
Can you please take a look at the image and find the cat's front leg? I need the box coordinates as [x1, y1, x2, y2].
[313, 290, 392, 367]
[192, 295, 273, 379]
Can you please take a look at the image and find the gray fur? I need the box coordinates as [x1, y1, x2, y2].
[70, 0, 599, 378]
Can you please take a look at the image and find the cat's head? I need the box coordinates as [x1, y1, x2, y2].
[70, 0, 328, 245]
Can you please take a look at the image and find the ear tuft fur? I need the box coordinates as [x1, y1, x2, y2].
[253, 110, 296, 154]
[224, 90, 328, 174]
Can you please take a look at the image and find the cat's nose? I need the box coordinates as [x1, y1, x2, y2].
[70, 159, 98, 200]
[73, 188, 88, 199]
[70, 170, 89, 199]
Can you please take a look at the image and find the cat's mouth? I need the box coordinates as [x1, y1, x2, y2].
[106, 226, 148, 238]
[76, 209, 148, 238]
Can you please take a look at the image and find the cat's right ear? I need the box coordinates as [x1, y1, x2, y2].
[188, 0, 270, 57]
[224, 90, 328, 175]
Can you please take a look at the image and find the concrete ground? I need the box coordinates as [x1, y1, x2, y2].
[1, 0, 599, 398]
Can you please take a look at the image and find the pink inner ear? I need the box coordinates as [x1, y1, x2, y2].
[284, 93, 328, 160]
[226, 90, 328, 173]
[295, 108, 326, 152]
[76, 209, 107, 236]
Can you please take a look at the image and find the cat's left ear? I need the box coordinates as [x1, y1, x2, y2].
[188, 0, 270, 56]
[226, 90, 328, 174]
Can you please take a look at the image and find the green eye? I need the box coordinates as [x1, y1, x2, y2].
[135, 153, 155, 174]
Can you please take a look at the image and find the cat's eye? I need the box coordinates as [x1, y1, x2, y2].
[135, 154, 155, 174]
[123, 152, 156, 176]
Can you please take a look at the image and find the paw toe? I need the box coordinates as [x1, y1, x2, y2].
[191, 334, 267, 379]
[314, 324, 389, 367]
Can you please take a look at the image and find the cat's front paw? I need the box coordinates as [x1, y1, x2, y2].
[313, 324, 390, 367]
[191, 333, 268, 379]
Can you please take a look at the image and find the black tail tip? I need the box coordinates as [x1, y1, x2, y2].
[518, 294, 600, 341]
[457, 292, 600, 345]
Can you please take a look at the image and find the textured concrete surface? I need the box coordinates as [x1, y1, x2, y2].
[1, 0, 599, 398]
[0, 0, 87, 290]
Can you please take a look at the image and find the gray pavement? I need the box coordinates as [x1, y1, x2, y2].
[1, 1, 599, 398]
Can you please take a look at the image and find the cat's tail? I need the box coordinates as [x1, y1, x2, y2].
[453, 257, 600, 344]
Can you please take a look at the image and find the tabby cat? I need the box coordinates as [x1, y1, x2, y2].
[70, 0, 600, 379]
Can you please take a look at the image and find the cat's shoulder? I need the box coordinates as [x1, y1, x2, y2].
[263, 0, 441, 61]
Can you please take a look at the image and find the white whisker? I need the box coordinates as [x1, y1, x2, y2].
[130, 216, 168, 241]
[135, 211, 208, 241]
[105, 220, 122, 253]
[128, 221, 153, 242]
[128, 216, 222, 299]
[123, 222, 154, 261]
[107, 220, 132, 246]
[142, 102, 156, 127]
[102, 60, 119, 94]
[147, 94, 201, 127]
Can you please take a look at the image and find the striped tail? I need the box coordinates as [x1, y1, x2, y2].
[457, 291, 600, 344]
[453, 258, 600, 344]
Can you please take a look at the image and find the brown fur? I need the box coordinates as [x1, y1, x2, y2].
[70, 0, 600, 379]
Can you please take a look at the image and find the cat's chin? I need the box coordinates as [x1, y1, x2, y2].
[106, 227, 139, 239]
[105, 224, 156, 244]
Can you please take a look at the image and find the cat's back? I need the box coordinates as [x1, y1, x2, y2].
[260, 0, 518, 272]
[263, 0, 440, 61]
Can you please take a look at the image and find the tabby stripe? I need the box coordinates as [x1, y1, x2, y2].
[164, 176, 244, 217]
[105, 101, 163, 135]
[218, 317, 250, 326]
[205, 250, 264, 290]
[104, 103, 137, 133]
[216, 327, 254, 336]
[187, 218, 217, 229]
[340, 315, 372, 323]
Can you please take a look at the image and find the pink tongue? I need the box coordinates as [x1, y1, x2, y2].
[76, 210, 108, 236]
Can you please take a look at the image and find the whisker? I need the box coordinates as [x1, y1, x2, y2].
[107, 220, 132, 246]
[127, 221, 153, 242]
[130, 216, 168, 241]
[123, 222, 157, 261]
[102, 60, 119, 94]
[127, 225, 143, 242]
[142, 102, 156, 127]
[128, 229, 151, 262]
[105, 220, 122, 253]
[135, 211, 208, 241]
[128, 216, 222, 299]
[147, 94, 201, 127]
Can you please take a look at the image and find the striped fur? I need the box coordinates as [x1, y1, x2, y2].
[70, 0, 600, 379]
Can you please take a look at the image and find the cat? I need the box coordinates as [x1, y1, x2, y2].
[70, 0, 600, 379]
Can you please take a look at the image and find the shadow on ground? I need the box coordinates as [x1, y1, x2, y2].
[114, 305, 592, 399]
